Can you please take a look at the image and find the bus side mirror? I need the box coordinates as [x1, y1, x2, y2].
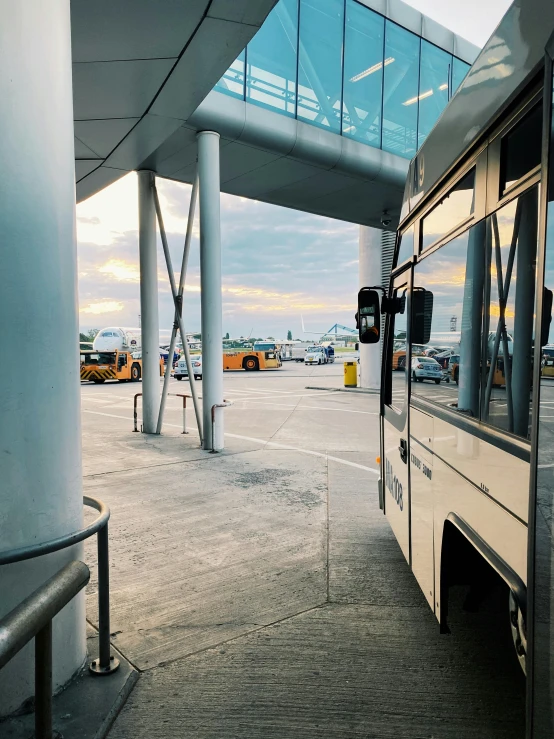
[412, 288, 433, 345]
[357, 288, 381, 344]
[541, 287, 553, 348]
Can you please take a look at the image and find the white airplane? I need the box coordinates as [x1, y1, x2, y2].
[92, 327, 200, 352]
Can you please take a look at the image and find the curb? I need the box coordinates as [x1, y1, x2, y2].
[306, 386, 380, 395]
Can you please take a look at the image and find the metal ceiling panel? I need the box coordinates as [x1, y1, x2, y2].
[76, 166, 129, 203]
[74, 119, 139, 158]
[70, 0, 208, 62]
[208, 0, 279, 27]
[73, 59, 175, 120]
[74, 136, 100, 159]
[75, 160, 102, 181]
[222, 157, 323, 197]
[103, 114, 184, 169]
[219, 141, 282, 183]
[150, 18, 258, 121]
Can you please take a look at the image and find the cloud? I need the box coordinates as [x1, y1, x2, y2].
[99, 259, 141, 282]
[77, 173, 360, 338]
[80, 300, 125, 315]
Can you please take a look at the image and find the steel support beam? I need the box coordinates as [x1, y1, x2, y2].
[138, 171, 160, 434]
[198, 131, 224, 450]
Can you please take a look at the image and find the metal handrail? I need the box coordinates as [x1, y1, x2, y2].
[135, 391, 190, 434]
[0, 496, 108, 565]
[0, 496, 119, 676]
[0, 561, 90, 739]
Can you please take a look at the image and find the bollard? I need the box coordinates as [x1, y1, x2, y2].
[344, 361, 357, 388]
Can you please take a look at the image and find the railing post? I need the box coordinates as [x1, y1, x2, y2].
[175, 394, 189, 434]
[89, 523, 119, 675]
[35, 621, 53, 739]
[133, 393, 142, 433]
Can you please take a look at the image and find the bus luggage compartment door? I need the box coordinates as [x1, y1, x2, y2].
[383, 415, 410, 564]
[409, 407, 435, 610]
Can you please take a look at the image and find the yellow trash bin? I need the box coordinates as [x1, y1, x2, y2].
[344, 361, 357, 388]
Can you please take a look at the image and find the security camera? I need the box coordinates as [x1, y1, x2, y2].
[381, 211, 392, 228]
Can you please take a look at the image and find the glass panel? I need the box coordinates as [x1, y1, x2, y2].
[500, 103, 542, 192]
[382, 21, 420, 159]
[411, 222, 485, 414]
[297, 0, 343, 132]
[532, 67, 554, 735]
[342, 1, 384, 146]
[396, 224, 414, 266]
[246, 0, 298, 116]
[214, 50, 246, 99]
[483, 188, 539, 438]
[421, 168, 475, 250]
[452, 57, 470, 94]
[418, 41, 451, 149]
[387, 277, 408, 412]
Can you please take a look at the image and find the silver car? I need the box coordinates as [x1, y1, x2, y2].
[411, 356, 442, 384]
[174, 355, 202, 380]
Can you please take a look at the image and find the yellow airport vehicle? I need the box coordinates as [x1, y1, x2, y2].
[80, 350, 163, 384]
[223, 349, 281, 371]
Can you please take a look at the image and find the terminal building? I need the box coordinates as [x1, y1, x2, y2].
[0, 0, 477, 725]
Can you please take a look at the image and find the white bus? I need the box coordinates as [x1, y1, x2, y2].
[358, 1, 554, 733]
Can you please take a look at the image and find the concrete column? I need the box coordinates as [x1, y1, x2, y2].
[197, 131, 224, 450]
[138, 171, 160, 434]
[0, 0, 85, 715]
[359, 226, 382, 390]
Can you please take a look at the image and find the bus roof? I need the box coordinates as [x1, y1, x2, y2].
[401, 0, 554, 225]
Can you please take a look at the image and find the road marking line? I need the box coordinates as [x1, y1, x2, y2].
[82, 410, 379, 475]
[227, 400, 377, 415]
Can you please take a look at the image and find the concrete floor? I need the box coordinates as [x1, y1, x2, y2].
[80, 362, 525, 738]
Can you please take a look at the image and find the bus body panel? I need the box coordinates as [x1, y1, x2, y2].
[383, 417, 410, 564]
[223, 350, 281, 370]
[432, 454, 528, 627]
[409, 407, 435, 611]
[432, 415, 529, 524]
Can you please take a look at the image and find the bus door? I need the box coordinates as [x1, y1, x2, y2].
[382, 269, 411, 563]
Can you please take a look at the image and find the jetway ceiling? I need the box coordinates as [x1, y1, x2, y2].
[72, 0, 278, 203]
[139, 91, 410, 230]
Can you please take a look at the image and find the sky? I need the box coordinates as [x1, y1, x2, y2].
[77, 0, 512, 341]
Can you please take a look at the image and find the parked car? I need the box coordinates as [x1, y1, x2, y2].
[174, 354, 203, 380]
[411, 356, 442, 384]
[305, 346, 327, 365]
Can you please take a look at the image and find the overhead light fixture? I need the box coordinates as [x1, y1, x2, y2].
[350, 57, 395, 83]
[439, 83, 448, 91]
[403, 89, 433, 106]
[343, 124, 355, 133]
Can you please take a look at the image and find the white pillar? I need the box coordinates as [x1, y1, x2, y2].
[197, 131, 224, 450]
[359, 226, 382, 390]
[0, 0, 85, 715]
[138, 171, 160, 434]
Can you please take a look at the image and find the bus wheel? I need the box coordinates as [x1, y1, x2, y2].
[131, 363, 141, 382]
[175, 375, 182, 381]
[243, 357, 259, 371]
[92, 379, 105, 384]
[435, 379, 441, 384]
[509, 591, 527, 674]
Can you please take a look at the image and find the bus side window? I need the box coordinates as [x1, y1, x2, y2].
[482, 187, 539, 439]
[385, 281, 408, 413]
[411, 220, 486, 415]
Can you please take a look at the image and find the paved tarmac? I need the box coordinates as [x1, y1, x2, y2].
[80, 362, 525, 738]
